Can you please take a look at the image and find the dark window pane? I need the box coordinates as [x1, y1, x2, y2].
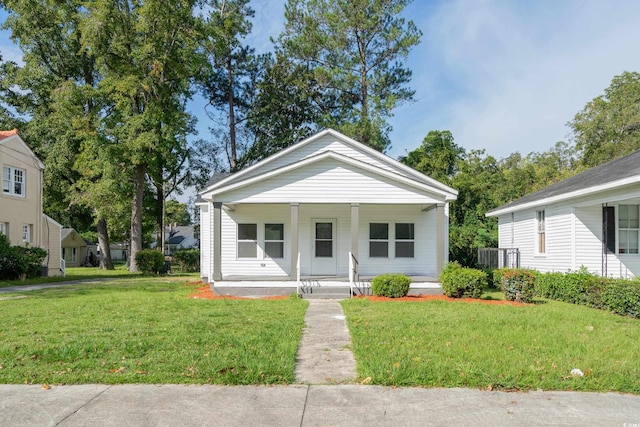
[265, 223, 283, 241]
[370, 241, 388, 257]
[238, 223, 257, 240]
[370, 223, 388, 240]
[316, 240, 332, 257]
[396, 241, 414, 258]
[265, 242, 284, 258]
[396, 223, 414, 240]
[316, 222, 332, 240]
[238, 241, 257, 258]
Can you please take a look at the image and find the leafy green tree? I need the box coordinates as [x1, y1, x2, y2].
[277, 0, 421, 151]
[570, 71, 640, 167]
[200, 0, 259, 172]
[165, 200, 191, 226]
[242, 52, 322, 166]
[82, 0, 200, 272]
[400, 130, 464, 185]
[1, 0, 116, 267]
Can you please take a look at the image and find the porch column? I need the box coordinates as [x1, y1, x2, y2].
[212, 202, 222, 281]
[351, 203, 359, 261]
[435, 203, 446, 277]
[290, 203, 299, 280]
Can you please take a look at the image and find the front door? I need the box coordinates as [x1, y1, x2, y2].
[311, 219, 337, 276]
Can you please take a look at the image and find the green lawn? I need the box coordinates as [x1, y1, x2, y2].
[0, 279, 308, 385]
[341, 295, 640, 393]
[0, 263, 198, 288]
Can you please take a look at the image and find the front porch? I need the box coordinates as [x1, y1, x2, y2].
[212, 275, 443, 299]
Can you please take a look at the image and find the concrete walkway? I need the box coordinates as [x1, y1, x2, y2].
[1, 384, 639, 426]
[295, 300, 357, 384]
[0, 278, 113, 294]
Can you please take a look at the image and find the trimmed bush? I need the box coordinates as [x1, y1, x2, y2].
[497, 269, 536, 303]
[601, 279, 640, 318]
[439, 262, 486, 299]
[172, 249, 200, 272]
[0, 233, 47, 280]
[371, 274, 411, 298]
[536, 270, 640, 319]
[135, 249, 165, 274]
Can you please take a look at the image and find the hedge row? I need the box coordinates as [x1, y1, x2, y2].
[536, 271, 640, 318]
[439, 262, 640, 318]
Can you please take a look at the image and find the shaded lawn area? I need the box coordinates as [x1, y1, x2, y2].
[341, 296, 640, 393]
[0, 280, 307, 385]
[0, 264, 199, 288]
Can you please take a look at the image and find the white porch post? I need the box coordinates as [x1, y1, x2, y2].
[212, 202, 222, 281]
[351, 203, 359, 261]
[436, 203, 446, 277]
[290, 203, 299, 279]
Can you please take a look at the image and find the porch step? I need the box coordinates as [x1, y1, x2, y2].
[298, 285, 352, 300]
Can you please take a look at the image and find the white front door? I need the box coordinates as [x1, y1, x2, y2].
[311, 219, 337, 276]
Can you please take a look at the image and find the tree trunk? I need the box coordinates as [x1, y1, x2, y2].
[96, 216, 114, 270]
[129, 163, 146, 272]
[228, 55, 237, 172]
[155, 181, 164, 250]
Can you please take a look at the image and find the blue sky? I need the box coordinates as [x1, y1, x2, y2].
[2, 0, 640, 163]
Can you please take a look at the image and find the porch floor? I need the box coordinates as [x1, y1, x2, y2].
[211, 275, 442, 298]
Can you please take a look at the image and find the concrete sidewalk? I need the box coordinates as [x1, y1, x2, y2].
[1, 384, 639, 426]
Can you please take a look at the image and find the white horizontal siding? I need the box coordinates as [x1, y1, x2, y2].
[199, 204, 210, 281]
[217, 158, 441, 204]
[574, 205, 604, 275]
[358, 205, 436, 277]
[220, 204, 290, 277]
[243, 134, 403, 180]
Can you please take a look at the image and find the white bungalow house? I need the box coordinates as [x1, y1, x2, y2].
[197, 129, 458, 294]
[486, 149, 640, 278]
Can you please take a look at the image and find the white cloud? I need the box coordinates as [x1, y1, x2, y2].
[388, 0, 640, 160]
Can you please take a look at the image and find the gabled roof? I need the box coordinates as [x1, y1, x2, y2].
[0, 129, 45, 170]
[199, 128, 458, 200]
[487, 149, 640, 217]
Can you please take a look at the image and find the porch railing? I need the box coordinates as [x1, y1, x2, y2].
[349, 252, 359, 284]
[296, 252, 301, 297]
[477, 248, 520, 269]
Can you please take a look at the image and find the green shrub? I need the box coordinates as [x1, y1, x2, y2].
[601, 280, 640, 318]
[172, 249, 200, 272]
[135, 249, 165, 274]
[497, 269, 536, 303]
[439, 262, 486, 299]
[536, 270, 640, 319]
[536, 270, 594, 304]
[371, 274, 411, 298]
[0, 233, 47, 280]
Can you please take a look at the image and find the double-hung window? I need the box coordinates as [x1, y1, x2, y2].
[3, 166, 25, 197]
[395, 223, 415, 257]
[237, 224, 258, 258]
[536, 210, 546, 254]
[22, 224, 31, 244]
[265, 224, 284, 258]
[618, 204, 639, 254]
[0, 222, 7, 236]
[369, 223, 389, 257]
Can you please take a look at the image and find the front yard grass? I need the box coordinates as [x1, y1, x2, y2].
[0, 279, 307, 385]
[341, 296, 640, 393]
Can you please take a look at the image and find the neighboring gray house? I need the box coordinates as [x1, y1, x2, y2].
[166, 225, 198, 254]
[197, 128, 458, 288]
[487, 150, 640, 278]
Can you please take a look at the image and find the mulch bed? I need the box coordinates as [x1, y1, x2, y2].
[187, 285, 288, 300]
[186, 282, 528, 305]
